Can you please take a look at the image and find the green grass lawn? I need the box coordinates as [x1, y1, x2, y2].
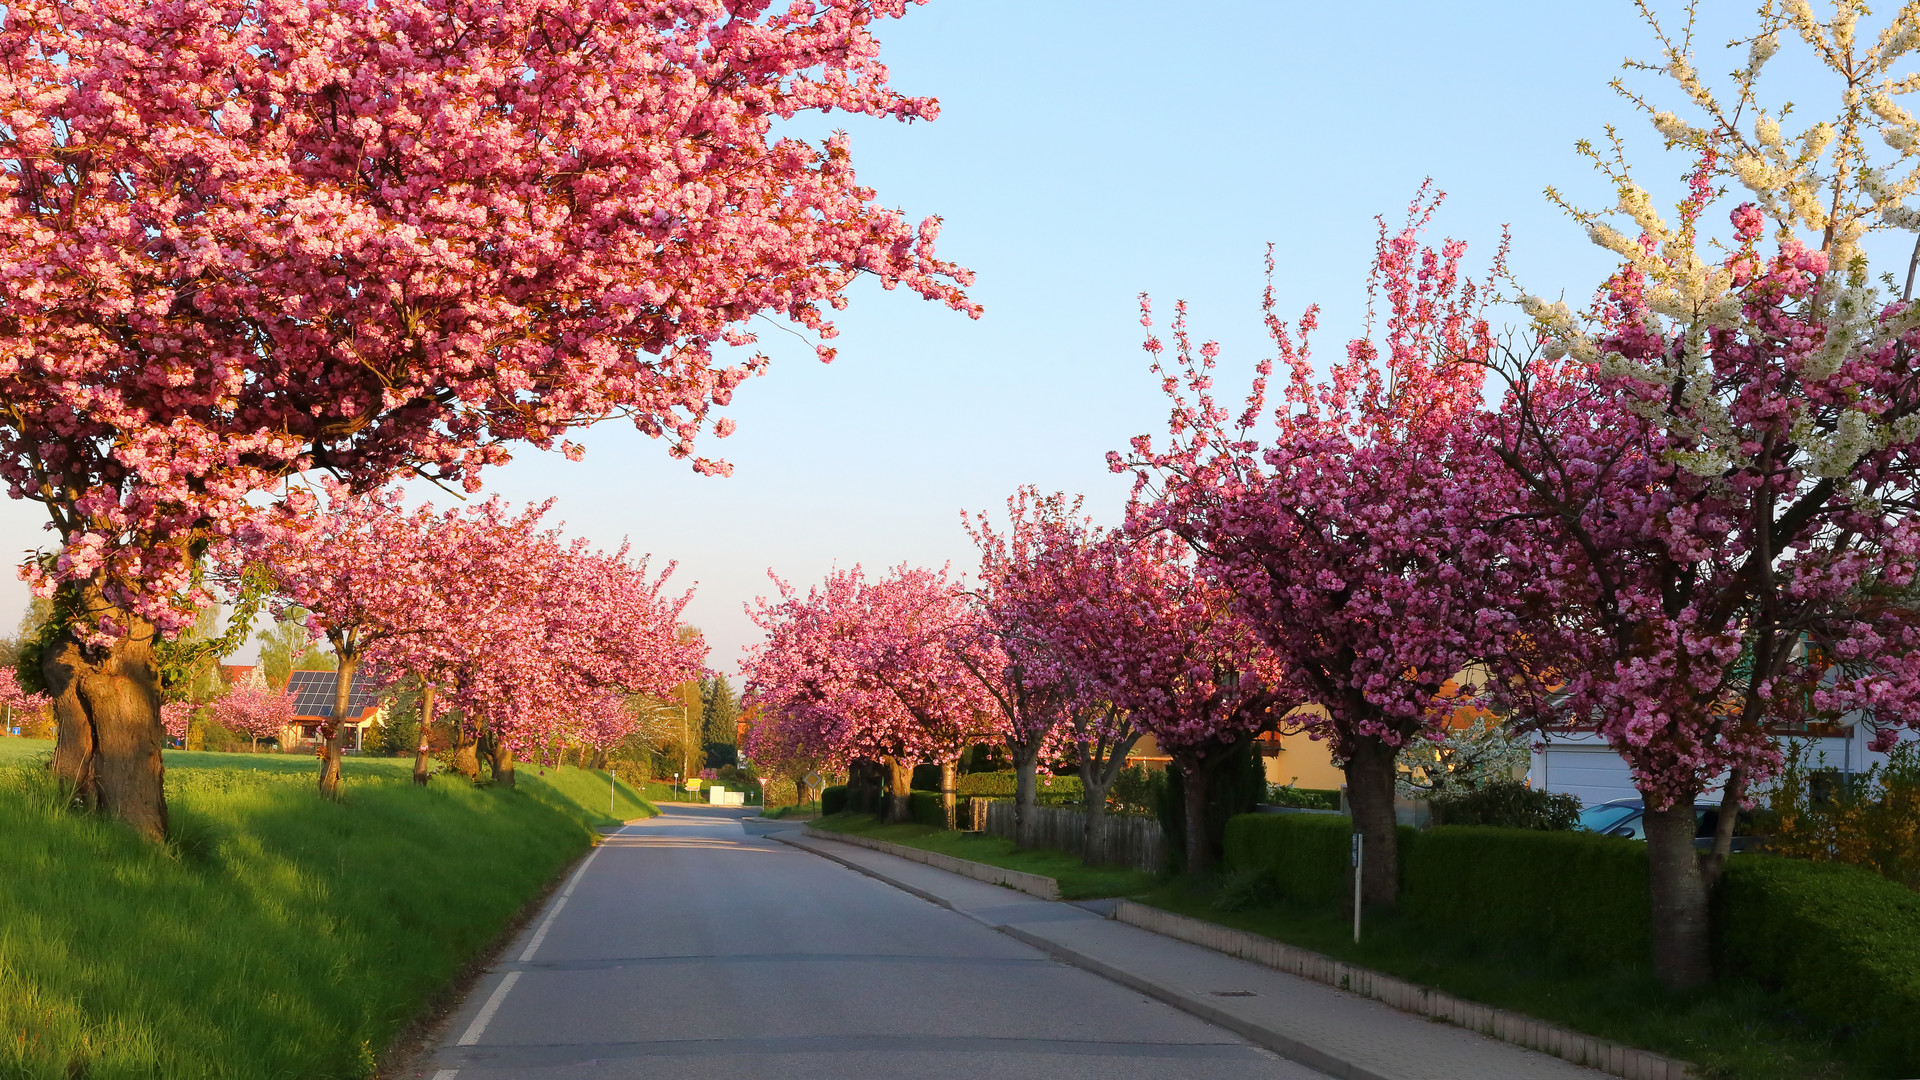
[0, 738, 657, 828]
[0, 737, 654, 1079]
[810, 813, 1161, 900]
[759, 802, 818, 821]
[1141, 881, 1860, 1080]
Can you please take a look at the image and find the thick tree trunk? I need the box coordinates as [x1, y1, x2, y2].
[451, 731, 480, 783]
[412, 684, 436, 786]
[318, 652, 359, 800]
[882, 755, 912, 823]
[1646, 800, 1712, 989]
[43, 593, 168, 841]
[1181, 763, 1212, 876]
[488, 737, 516, 788]
[1011, 744, 1040, 847]
[1343, 735, 1401, 909]
[940, 759, 959, 831]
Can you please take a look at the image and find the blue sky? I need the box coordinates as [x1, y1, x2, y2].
[0, 2, 1835, 673]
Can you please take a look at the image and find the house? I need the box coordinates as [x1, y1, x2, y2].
[1529, 719, 1911, 806]
[218, 665, 387, 752]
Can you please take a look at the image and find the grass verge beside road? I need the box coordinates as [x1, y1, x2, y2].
[810, 812, 1159, 900]
[1141, 881, 1859, 1080]
[0, 739, 646, 1078]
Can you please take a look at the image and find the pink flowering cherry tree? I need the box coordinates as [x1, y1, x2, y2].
[1066, 521, 1294, 875]
[1120, 192, 1539, 903]
[0, 667, 52, 735]
[366, 498, 705, 790]
[966, 488, 1131, 857]
[211, 671, 298, 753]
[159, 701, 194, 746]
[249, 488, 458, 798]
[744, 568, 937, 822]
[0, 0, 974, 839]
[855, 564, 1005, 827]
[1489, 1, 1920, 989]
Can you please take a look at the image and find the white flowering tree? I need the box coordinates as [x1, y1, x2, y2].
[1394, 716, 1532, 800]
[1494, 0, 1920, 988]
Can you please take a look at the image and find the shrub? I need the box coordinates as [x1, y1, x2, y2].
[1761, 740, 1920, 890]
[820, 784, 849, 816]
[1400, 826, 1648, 971]
[1717, 854, 1920, 1075]
[907, 791, 950, 827]
[1109, 764, 1159, 815]
[1213, 865, 1281, 913]
[1428, 779, 1581, 831]
[1160, 745, 1265, 871]
[910, 763, 942, 791]
[1223, 812, 1360, 908]
[1266, 784, 1341, 810]
[762, 776, 798, 807]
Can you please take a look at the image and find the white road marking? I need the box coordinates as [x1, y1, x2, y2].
[432, 1071, 459, 1080]
[456, 970, 520, 1046]
[440, 824, 628, 1066]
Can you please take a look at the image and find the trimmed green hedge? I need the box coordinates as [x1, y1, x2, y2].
[821, 785, 849, 816]
[908, 791, 945, 827]
[1223, 813, 1359, 909]
[1717, 855, 1920, 1074]
[1401, 826, 1648, 971]
[955, 771, 1083, 801]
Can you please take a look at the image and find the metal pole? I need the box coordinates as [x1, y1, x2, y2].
[1351, 832, 1364, 944]
[610, 768, 616, 817]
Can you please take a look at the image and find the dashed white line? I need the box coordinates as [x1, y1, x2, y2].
[438, 824, 629, 1072]
[456, 970, 521, 1046]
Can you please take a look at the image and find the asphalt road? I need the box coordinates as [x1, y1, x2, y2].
[427, 804, 1328, 1080]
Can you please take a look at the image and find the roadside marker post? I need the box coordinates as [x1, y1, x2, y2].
[1351, 832, 1363, 943]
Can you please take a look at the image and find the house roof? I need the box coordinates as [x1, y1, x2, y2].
[285, 669, 385, 719]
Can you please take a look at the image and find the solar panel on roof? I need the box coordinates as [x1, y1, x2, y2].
[284, 669, 387, 718]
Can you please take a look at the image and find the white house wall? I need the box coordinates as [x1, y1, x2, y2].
[1529, 724, 1910, 807]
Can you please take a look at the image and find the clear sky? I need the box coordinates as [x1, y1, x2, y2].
[0, 1, 1846, 674]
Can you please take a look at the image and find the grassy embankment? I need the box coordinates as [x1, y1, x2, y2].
[0, 738, 654, 1079]
[810, 811, 1158, 900]
[1142, 880, 1861, 1080]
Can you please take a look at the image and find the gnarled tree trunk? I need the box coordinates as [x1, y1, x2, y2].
[1343, 733, 1401, 909]
[411, 683, 436, 786]
[43, 585, 168, 841]
[1645, 798, 1711, 989]
[882, 755, 912, 823]
[487, 734, 516, 788]
[451, 730, 480, 783]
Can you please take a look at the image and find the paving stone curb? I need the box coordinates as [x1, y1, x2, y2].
[798, 825, 1060, 900]
[1114, 901, 1694, 1080]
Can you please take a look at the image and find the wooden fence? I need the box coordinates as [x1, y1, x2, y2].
[980, 800, 1165, 873]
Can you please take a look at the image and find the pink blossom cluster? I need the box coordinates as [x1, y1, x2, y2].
[211, 682, 298, 745]
[1495, 174, 1920, 806]
[0, 0, 974, 641]
[0, 667, 50, 728]
[742, 564, 1003, 769]
[160, 701, 195, 742]
[1117, 187, 1534, 765]
[254, 490, 707, 757]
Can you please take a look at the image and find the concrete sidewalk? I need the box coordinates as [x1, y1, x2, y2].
[774, 828, 1614, 1080]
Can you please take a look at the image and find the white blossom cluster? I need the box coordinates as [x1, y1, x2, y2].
[1526, 1, 1920, 483]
